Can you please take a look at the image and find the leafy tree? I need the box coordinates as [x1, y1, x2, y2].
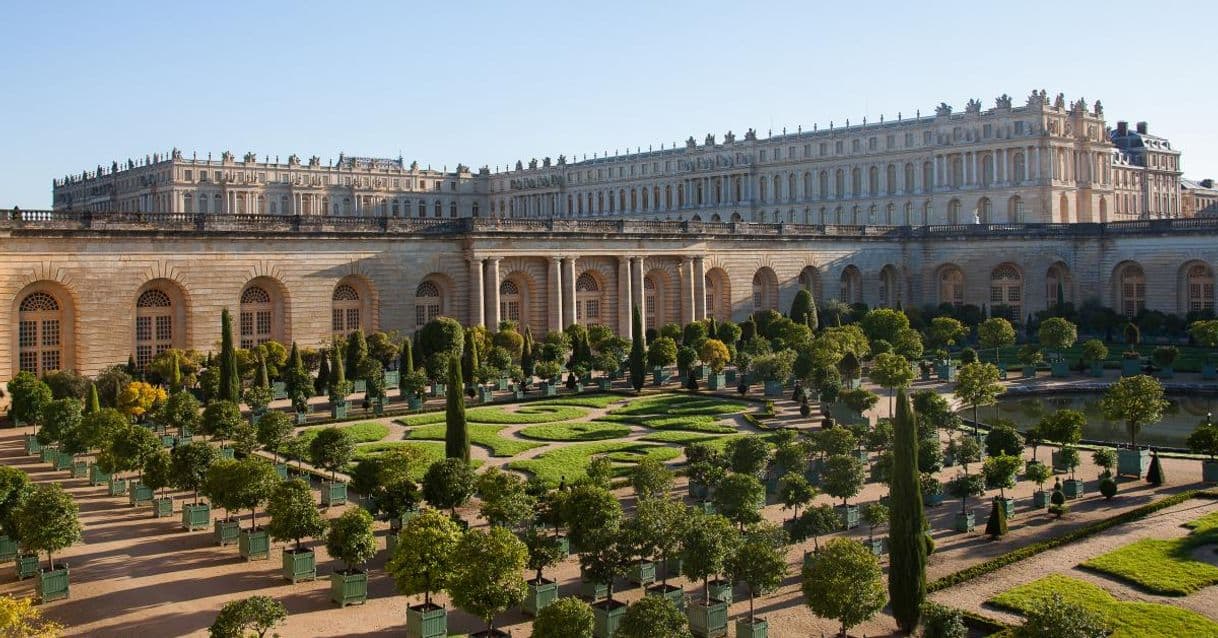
[947, 472, 985, 517]
[117, 381, 167, 420]
[630, 457, 674, 499]
[698, 339, 731, 374]
[584, 456, 615, 489]
[308, 427, 354, 481]
[255, 411, 294, 464]
[1081, 339, 1109, 366]
[422, 458, 475, 518]
[315, 350, 331, 396]
[627, 497, 690, 587]
[1099, 374, 1168, 446]
[172, 441, 219, 505]
[888, 388, 926, 633]
[14, 483, 81, 570]
[143, 449, 174, 500]
[221, 457, 279, 529]
[522, 525, 565, 583]
[926, 316, 967, 350]
[37, 398, 82, 452]
[681, 512, 741, 603]
[9, 372, 52, 432]
[801, 537, 887, 637]
[474, 466, 535, 529]
[326, 507, 376, 574]
[267, 479, 327, 551]
[1037, 409, 1085, 447]
[983, 454, 1022, 499]
[920, 601, 967, 638]
[200, 400, 243, 442]
[727, 521, 788, 624]
[647, 336, 678, 369]
[283, 342, 312, 413]
[418, 317, 465, 378]
[208, 595, 287, 638]
[218, 308, 241, 404]
[104, 424, 162, 482]
[790, 289, 815, 326]
[328, 345, 353, 405]
[450, 526, 528, 634]
[94, 365, 134, 410]
[562, 484, 623, 550]
[388, 508, 463, 607]
[726, 436, 770, 476]
[954, 362, 1004, 434]
[861, 308, 910, 346]
[0, 467, 32, 541]
[1013, 592, 1109, 638]
[86, 382, 100, 414]
[444, 352, 469, 462]
[1188, 419, 1218, 460]
[978, 317, 1016, 367]
[344, 329, 369, 381]
[870, 352, 914, 413]
[984, 422, 1025, 458]
[1038, 317, 1078, 359]
[162, 390, 202, 437]
[778, 472, 816, 523]
[532, 597, 594, 638]
[617, 596, 690, 638]
[713, 473, 765, 530]
[792, 503, 839, 550]
[42, 369, 90, 401]
[821, 454, 865, 507]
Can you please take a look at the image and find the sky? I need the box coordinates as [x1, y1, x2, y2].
[1, 0, 1215, 208]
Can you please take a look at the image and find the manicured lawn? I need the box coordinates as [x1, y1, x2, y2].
[294, 422, 390, 448]
[638, 431, 746, 453]
[597, 413, 737, 433]
[405, 423, 544, 457]
[610, 394, 749, 417]
[508, 441, 682, 486]
[1080, 512, 1218, 595]
[350, 441, 482, 479]
[989, 574, 1218, 637]
[464, 404, 588, 424]
[530, 394, 622, 408]
[396, 412, 447, 427]
[517, 422, 632, 442]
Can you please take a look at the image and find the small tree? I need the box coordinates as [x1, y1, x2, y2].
[388, 508, 463, 607]
[792, 504, 840, 551]
[532, 597, 594, 638]
[224, 457, 279, 529]
[562, 484, 623, 550]
[616, 596, 690, 638]
[1013, 592, 1110, 638]
[449, 526, 528, 634]
[982, 454, 1022, 500]
[726, 436, 771, 477]
[161, 390, 202, 437]
[0, 594, 64, 636]
[200, 400, 243, 442]
[474, 466, 535, 530]
[926, 317, 967, 351]
[172, 441, 219, 505]
[208, 596, 287, 638]
[325, 507, 377, 574]
[308, 427, 354, 481]
[699, 339, 731, 374]
[947, 472, 985, 517]
[255, 411, 294, 465]
[954, 362, 1004, 435]
[1099, 374, 1168, 447]
[9, 372, 53, 432]
[920, 602, 967, 638]
[630, 457, 674, 499]
[1188, 419, 1218, 460]
[1037, 317, 1078, 361]
[800, 537, 887, 638]
[103, 424, 162, 483]
[1081, 339, 1109, 368]
[820, 454, 865, 507]
[681, 512, 741, 603]
[143, 449, 174, 500]
[14, 483, 81, 570]
[444, 352, 469, 462]
[647, 336, 678, 370]
[422, 458, 475, 518]
[870, 352, 915, 413]
[778, 472, 816, 523]
[1025, 462, 1051, 493]
[629, 305, 646, 392]
[267, 479, 327, 551]
[978, 317, 1016, 367]
[726, 521, 788, 625]
[630, 497, 689, 587]
[984, 422, 1025, 459]
[1091, 447, 1117, 478]
[522, 526, 565, 583]
[862, 502, 889, 544]
[713, 473, 765, 530]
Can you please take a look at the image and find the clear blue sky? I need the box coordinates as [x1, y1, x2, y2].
[1, 0, 1214, 208]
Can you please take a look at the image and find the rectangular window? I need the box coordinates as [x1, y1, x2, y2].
[332, 309, 343, 332]
[41, 351, 60, 373]
[42, 320, 59, 346]
[155, 316, 172, 341]
[136, 316, 152, 342]
[19, 321, 36, 348]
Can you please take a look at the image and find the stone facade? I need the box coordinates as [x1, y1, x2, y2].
[2, 211, 1216, 382]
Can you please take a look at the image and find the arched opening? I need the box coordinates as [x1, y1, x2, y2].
[1184, 262, 1215, 314]
[239, 280, 286, 349]
[990, 264, 1023, 321]
[948, 199, 962, 224]
[704, 268, 731, 322]
[414, 279, 445, 329]
[499, 279, 523, 324]
[331, 278, 371, 338]
[135, 282, 187, 369]
[751, 267, 779, 312]
[16, 286, 73, 375]
[1059, 193, 1070, 223]
[1046, 263, 1074, 311]
[575, 271, 604, 325]
[977, 197, 992, 224]
[798, 266, 822, 304]
[1114, 262, 1145, 318]
[1007, 196, 1023, 223]
[938, 265, 965, 307]
[643, 274, 661, 329]
[840, 266, 862, 304]
[879, 265, 900, 308]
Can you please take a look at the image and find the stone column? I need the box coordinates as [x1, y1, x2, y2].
[618, 256, 633, 338]
[469, 258, 485, 327]
[680, 257, 694, 325]
[631, 257, 646, 335]
[486, 258, 501, 329]
[562, 256, 578, 327]
[548, 257, 563, 332]
[693, 257, 707, 321]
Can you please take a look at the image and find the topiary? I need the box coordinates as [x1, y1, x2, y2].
[1146, 452, 1164, 486]
[984, 498, 1007, 539]
[1099, 477, 1117, 500]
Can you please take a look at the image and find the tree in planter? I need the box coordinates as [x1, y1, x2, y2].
[681, 512, 742, 604]
[474, 466, 536, 530]
[926, 316, 967, 352]
[217, 457, 279, 530]
[162, 390, 202, 438]
[532, 597, 594, 638]
[869, 352, 914, 413]
[208, 595, 287, 638]
[726, 436, 771, 477]
[984, 422, 1025, 460]
[862, 502, 889, 546]
[9, 371, 52, 432]
[328, 346, 354, 409]
[282, 342, 312, 415]
[954, 362, 1004, 435]
[647, 336, 678, 373]
[562, 483, 623, 551]
[713, 473, 766, 530]
[792, 504, 840, 551]
[1188, 419, 1218, 465]
[422, 458, 475, 520]
[982, 454, 1022, 501]
[1037, 317, 1078, 364]
[578, 521, 632, 605]
[1038, 408, 1085, 455]
[267, 478, 327, 552]
[255, 412, 294, 466]
[676, 345, 699, 378]
[699, 338, 731, 376]
[1099, 374, 1168, 447]
[522, 525, 565, 585]
[800, 537, 887, 638]
[14, 483, 82, 572]
[1093, 447, 1119, 499]
[584, 456, 615, 489]
[37, 397, 82, 454]
[103, 424, 162, 486]
[200, 400, 243, 443]
[0, 466, 31, 538]
[1152, 345, 1178, 372]
[630, 457, 674, 500]
[1081, 339, 1109, 372]
[172, 441, 220, 505]
[444, 352, 469, 462]
[357, 357, 387, 411]
[888, 388, 926, 635]
[1059, 447, 1081, 482]
[308, 427, 354, 482]
[143, 449, 174, 502]
[1025, 462, 1052, 499]
[217, 308, 242, 404]
[725, 521, 788, 629]
[448, 527, 530, 635]
[778, 472, 816, 523]
[978, 317, 1016, 369]
[388, 508, 463, 609]
[946, 472, 985, 518]
[616, 596, 689, 638]
[820, 454, 865, 509]
[945, 434, 982, 472]
[326, 507, 377, 579]
[629, 497, 689, 588]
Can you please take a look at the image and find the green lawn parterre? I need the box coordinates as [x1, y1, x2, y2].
[609, 394, 750, 416]
[291, 422, 390, 451]
[989, 574, 1218, 637]
[350, 441, 483, 480]
[507, 441, 682, 487]
[517, 422, 633, 442]
[596, 413, 737, 433]
[1079, 510, 1218, 595]
[404, 423, 544, 457]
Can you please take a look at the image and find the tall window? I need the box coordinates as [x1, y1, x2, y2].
[752, 269, 777, 312]
[415, 281, 442, 327]
[575, 273, 601, 324]
[18, 292, 62, 374]
[704, 274, 718, 320]
[840, 266, 862, 304]
[1188, 264, 1214, 313]
[239, 286, 273, 349]
[500, 280, 521, 323]
[332, 284, 362, 337]
[644, 276, 658, 329]
[135, 289, 173, 369]
[1119, 264, 1145, 318]
[879, 266, 899, 308]
[990, 265, 1022, 321]
[940, 267, 964, 307]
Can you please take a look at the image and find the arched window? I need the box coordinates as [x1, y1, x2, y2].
[788, 174, 797, 202]
[851, 168, 862, 196]
[18, 292, 63, 374]
[1008, 196, 1023, 223]
[1188, 264, 1215, 313]
[903, 164, 914, 194]
[978, 197, 992, 224]
[879, 266, 899, 308]
[990, 265, 1022, 321]
[575, 272, 601, 324]
[834, 170, 845, 198]
[981, 154, 994, 186]
[499, 280, 521, 323]
[135, 289, 174, 369]
[415, 281, 442, 328]
[1059, 193, 1070, 223]
[939, 266, 964, 307]
[1118, 264, 1145, 318]
[819, 171, 829, 198]
[184, 193, 193, 213]
[840, 266, 862, 304]
[868, 166, 879, 195]
[1046, 263, 1073, 310]
[948, 199, 962, 224]
[922, 161, 933, 192]
[752, 268, 778, 312]
[644, 276, 658, 329]
[332, 284, 362, 337]
[239, 286, 274, 349]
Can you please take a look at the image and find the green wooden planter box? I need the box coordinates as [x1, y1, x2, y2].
[1204, 362, 1218, 381]
[214, 518, 241, 546]
[275, 464, 289, 480]
[178, 434, 194, 445]
[36, 566, 70, 603]
[40, 445, 57, 463]
[1032, 490, 1049, 508]
[1000, 497, 1016, 519]
[70, 460, 89, 479]
[161, 434, 176, 448]
[295, 411, 310, 425]
[555, 534, 570, 556]
[387, 532, 399, 556]
[836, 504, 859, 530]
[1021, 365, 1036, 379]
[271, 381, 288, 400]
[406, 603, 447, 638]
[628, 560, 657, 586]
[129, 483, 154, 507]
[1063, 479, 1085, 499]
[707, 373, 726, 390]
[384, 371, 399, 387]
[282, 548, 316, 582]
[218, 447, 235, 460]
[493, 377, 508, 391]
[664, 556, 683, 580]
[1051, 449, 1071, 473]
[152, 497, 174, 518]
[321, 482, 348, 507]
[182, 503, 210, 531]
[954, 511, 975, 532]
[688, 600, 729, 638]
[708, 579, 733, 604]
[522, 578, 558, 616]
[15, 554, 39, 580]
[353, 380, 367, 394]
[406, 395, 423, 410]
[1051, 360, 1070, 378]
[0, 536, 16, 562]
[699, 500, 717, 515]
[597, 378, 613, 391]
[580, 574, 610, 602]
[54, 452, 74, 471]
[646, 583, 686, 611]
[1122, 358, 1143, 376]
[1117, 448, 1149, 478]
[430, 383, 446, 398]
[936, 362, 957, 381]
[478, 387, 494, 403]
[540, 382, 557, 396]
[735, 618, 768, 638]
[1203, 460, 1218, 484]
[652, 367, 669, 386]
[331, 401, 348, 419]
[725, 369, 737, 383]
[924, 492, 945, 507]
[689, 481, 709, 500]
[108, 477, 128, 496]
[1157, 366, 1175, 379]
[239, 529, 270, 561]
[330, 569, 368, 607]
[593, 600, 627, 638]
[763, 380, 784, 397]
[23, 434, 42, 456]
[863, 537, 885, 556]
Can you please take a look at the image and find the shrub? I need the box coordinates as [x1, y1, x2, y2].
[1099, 477, 1118, 499]
[208, 596, 287, 638]
[919, 602, 967, 638]
[532, 597, 594, 638]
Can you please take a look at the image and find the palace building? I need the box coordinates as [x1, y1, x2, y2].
[7, 90, 1209, 383]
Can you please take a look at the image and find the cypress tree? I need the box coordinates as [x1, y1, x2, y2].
[806, 292, 820, 331]
[256, 356, 270, 389]
[86, 383, 100, 415]
[1146, 451, 1165, 485]
[462, 329, 478, 383]
[316, 350, 330, 396]
[790, 289, 813, 325]
[169, 355, 183, 393]
[285, 342, 307, 408]
[445, 352, 469, 462]
[330, 346, 346, 396]
[521, 325, 535, 378]
[984, 497, 1008, 538]
[126, 353, 138, 376]
[344, 329, 368, 379]
[629, 305, 646, 393]
[218, 308, 241, 403]
[400, 338, 414, 375]
[888, 387, 926, 634]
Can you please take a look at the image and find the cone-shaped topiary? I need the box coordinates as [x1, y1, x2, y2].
[984, 497, 1007, 539]
[1146, 451, 1164, 485]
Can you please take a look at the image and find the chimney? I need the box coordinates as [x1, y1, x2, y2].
[1116, 121, 1128, 136]
[1136, 121, 1148, 135]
